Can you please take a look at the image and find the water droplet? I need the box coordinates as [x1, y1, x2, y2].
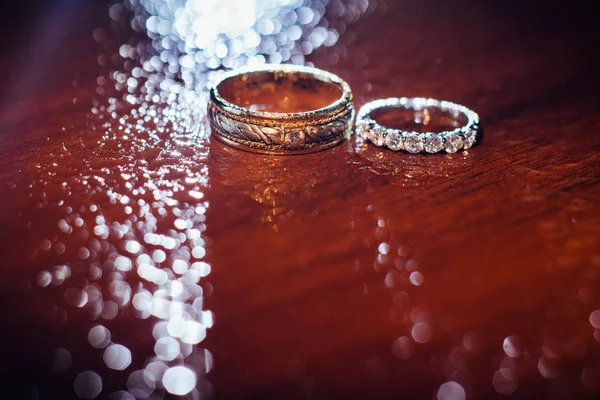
[411, 322, 433, 344]
[590, 310, 600, 328]
[493, 368, 518, 395]
[36, 271, 52, 287]
[88, 325, 111, 348]
[104, 344, 132, 370]
[50, 347, 71, 373]
[503, 336, 523, 358]
[154, 337, 180, 361]
[163, 366, 196, 395]
[392, 336, 414, 360]
[409, 271, 423, 286]
[73, 371, 102, 399]
[437, 381, 465, 400]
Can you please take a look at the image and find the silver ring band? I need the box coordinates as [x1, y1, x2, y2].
[356, 97, 480, 154]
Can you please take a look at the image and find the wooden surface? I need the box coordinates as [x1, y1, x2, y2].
[1, 1, 600, 399]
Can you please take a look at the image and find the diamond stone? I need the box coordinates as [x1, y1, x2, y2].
[364, 127, 374, 142]
[356, 120, 369, 138]
[285, 129, 305, 148]
[444, 132, 464, 153]
[424, 133, 444, 153]
[368, 126, 386, 146]
[385, 130, 403, 151]
[463, 129, 477, 149]
[403, 132, 424, 153]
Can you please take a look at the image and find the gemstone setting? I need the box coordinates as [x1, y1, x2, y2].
[424, 133, 444, 153]
[368, 126, 386, 146]
[404, 132, 424, 153]
[463, 129, 477, 149]
[356, 120, 371, 139]
[385, 130, 403, 151]
[444, 132, 464, 153]
[285, 129, 306, 148]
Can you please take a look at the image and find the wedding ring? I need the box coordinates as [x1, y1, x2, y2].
[356, 97, 480, 154]
[208, 64, 354, 155]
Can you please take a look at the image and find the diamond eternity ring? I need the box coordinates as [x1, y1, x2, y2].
[356, 97, 480, 154]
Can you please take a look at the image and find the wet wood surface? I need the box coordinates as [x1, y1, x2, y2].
[1, 1, 599, 399]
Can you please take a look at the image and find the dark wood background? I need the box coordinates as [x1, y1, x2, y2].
[1, 0, 600, 399]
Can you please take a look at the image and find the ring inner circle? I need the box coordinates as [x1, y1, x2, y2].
[370, 106, 468, 133]
[218, 71, 343, 114]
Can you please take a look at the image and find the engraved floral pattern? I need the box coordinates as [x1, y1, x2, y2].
[208, 104, 351, 150]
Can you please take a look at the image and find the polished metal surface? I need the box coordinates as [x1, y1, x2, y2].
[208, 64, 354, 155]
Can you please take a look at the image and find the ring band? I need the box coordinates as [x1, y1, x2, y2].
[356, 97, 480, 154]
[208, 64, 354, 155]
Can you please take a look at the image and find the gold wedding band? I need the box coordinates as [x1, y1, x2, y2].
[208, 64, 354, 155]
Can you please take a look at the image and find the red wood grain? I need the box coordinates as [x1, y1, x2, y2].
[1, 1, 599, 399]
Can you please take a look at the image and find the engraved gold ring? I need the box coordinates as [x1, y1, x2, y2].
[208, 64, 354, 155]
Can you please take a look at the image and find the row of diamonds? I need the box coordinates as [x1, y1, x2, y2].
[356, 119, 478, 153]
